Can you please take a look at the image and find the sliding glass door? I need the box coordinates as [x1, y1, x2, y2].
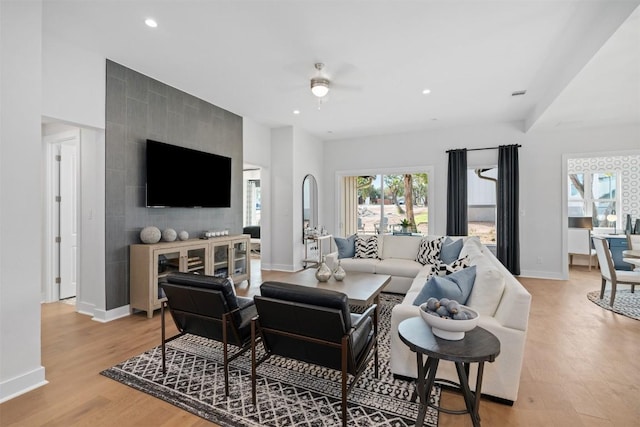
[342, 172, 430, 236]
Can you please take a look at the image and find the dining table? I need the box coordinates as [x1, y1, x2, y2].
[622, 249, 640, 258]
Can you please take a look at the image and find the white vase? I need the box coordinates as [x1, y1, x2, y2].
[315, 256, 332, 282]
[333, 260, 346, 281]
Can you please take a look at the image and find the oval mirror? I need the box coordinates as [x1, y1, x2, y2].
[302, 174, 318, 242]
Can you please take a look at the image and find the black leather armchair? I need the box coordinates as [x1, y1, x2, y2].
[159, 272, 257, 396]
[251, 281, 378, 427]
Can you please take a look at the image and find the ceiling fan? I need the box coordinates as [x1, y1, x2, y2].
[310, 63, 331, 98]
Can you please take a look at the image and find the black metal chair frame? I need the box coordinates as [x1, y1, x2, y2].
[160, 281, 254, 396]
[250, 293, 378, 427]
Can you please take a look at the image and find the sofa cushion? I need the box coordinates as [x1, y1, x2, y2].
[334, 234, 356, 259]
[412, 265, 477, 306]
[416, 236, 444, 265]
[466, 256, 506, 316]
[354, 235, 379, 259]
[375, 258, 424, 278]
[440, 237, 464, 264]
[339, 257, 379, 274]
[381, 235, 423, 260]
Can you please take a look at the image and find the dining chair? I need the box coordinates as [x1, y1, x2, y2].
[626, 233, 640, 252]
[625, 233, 640, 271]
[568, 228, 598, 271]
[592, 237, 640, 306]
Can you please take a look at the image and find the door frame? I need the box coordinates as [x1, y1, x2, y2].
[43, 129, 81, 303]
[562, 148, 640, 280]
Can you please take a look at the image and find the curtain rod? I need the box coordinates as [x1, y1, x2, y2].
[446, 144, 522, 153]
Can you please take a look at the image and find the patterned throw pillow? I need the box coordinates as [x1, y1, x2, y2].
[440, 255, 470, 275]
[415, 237, 444, 265]
[354, 235, 379, 259]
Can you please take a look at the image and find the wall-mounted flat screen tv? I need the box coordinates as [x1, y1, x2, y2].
[146, 140, 231, 208]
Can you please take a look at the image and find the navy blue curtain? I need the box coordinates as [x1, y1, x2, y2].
[497, 144, 520, 275]
[446, 149, 468, 236]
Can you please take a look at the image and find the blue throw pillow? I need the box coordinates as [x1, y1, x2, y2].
[413, 265, 476, 306]
[440, 237, 464, 264]
[334, 234, 356, 259]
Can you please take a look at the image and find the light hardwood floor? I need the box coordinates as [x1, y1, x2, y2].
[1, 260, 639, 426]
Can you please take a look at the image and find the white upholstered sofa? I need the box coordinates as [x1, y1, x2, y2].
[326, 234, 531, 403]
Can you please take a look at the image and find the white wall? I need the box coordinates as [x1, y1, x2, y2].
[243, 118, 272, 268]
[524, 124, 640, 279]
[41, 34, 108, 318]
[78, 128, 106, 316]
[270, 127, 295, 270]
[268, 126, 323, 271]
[0, 0, 47, 402]
[42, 36, 106, 129]
[323, 121, 640, 279]
[292, 128, 323, 269]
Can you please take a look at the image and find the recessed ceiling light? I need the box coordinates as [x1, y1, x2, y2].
[422, 89, 431, 95]
[293, 110, 300, 115]
[145, 18, 158, 28]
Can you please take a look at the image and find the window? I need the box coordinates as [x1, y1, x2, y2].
[467, 168, 497, 244]
[568, 172, 618, 229]
[341, 172, 430, 236]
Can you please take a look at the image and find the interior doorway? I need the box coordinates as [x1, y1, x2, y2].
[243, 167, 261, 257]
[44, 127, 80, 303]
[563, 150, 640, 278]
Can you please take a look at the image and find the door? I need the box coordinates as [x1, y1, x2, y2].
[59, 143, 79, 299]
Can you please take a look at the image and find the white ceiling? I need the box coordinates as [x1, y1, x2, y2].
[42, 0, 640, 140]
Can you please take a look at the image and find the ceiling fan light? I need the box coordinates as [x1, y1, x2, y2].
[311, 78, 330, 97]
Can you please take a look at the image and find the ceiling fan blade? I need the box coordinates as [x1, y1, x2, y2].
[329, 62, 360, 81]
[331, 82, 363, 92]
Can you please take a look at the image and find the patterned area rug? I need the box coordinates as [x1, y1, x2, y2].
[587, 289, 640, 320]
[101, 293, 439, 426]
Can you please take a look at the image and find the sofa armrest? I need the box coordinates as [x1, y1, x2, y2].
[389, 302, 422, 373]
[494, 280, 532, 331]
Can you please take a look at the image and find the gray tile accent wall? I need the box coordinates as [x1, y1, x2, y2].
[105, 60, 243, 310]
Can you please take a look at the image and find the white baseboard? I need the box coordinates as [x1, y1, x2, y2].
[269, 264, 298, 272]
[75, 300, 95, 317]
[518, 270, 564, 280]
[0, 366, 47, 403]
[92, 304, 131, 323]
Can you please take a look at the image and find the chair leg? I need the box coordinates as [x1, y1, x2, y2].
[588, 255, 591, 271]
[600, 278, 607, 300]
[341, 337, 348, 427]
[610, 281, 617, 307]
[251, 319, 257, 406]
[161, 301, 166, 374]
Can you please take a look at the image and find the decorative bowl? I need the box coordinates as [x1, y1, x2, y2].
[418, 303, 479, 340]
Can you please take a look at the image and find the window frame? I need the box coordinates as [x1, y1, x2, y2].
[567, 171, 620, 232]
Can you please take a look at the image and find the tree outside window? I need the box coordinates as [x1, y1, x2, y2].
[568, 172, 618, 229]
[353, 173, 429, 235]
